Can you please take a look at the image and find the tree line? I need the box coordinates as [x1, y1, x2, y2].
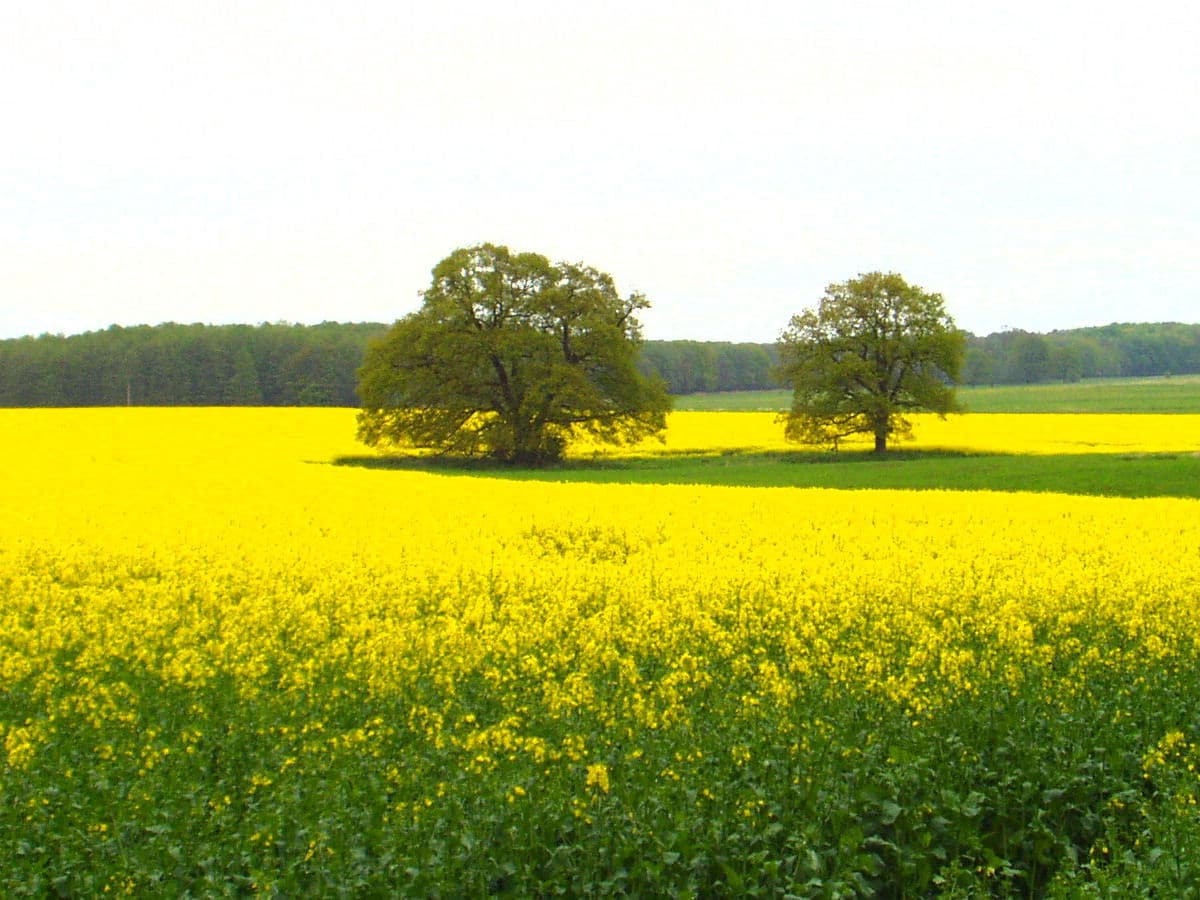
[0, 322, 379, 408]
[964, 323, 1200, 384]
[2, 319, 1198, 408]
[0, 322, 782, 407]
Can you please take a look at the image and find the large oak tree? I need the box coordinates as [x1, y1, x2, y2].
[356, 244, 670, 464]
[778, 272, 965, 453]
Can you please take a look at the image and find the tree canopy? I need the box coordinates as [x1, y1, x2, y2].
[778, 272, 965, 452]
[356, 244, 671, 464]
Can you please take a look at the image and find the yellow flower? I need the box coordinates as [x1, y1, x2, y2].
[585, 763, 611, 794]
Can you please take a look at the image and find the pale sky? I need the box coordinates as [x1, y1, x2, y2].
[2, 1, 1197, 342]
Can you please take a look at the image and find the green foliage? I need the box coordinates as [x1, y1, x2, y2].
[778, 272, 966, 452]
[356, 244, 671, 464]
[964, 322, 1200, 386]
[0, 322, 386, 407]
[5, 609, 1200, 895]
[639, 341, 780, 394]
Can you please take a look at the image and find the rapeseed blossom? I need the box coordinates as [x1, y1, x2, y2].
[2, 408, 1200, 893]
[575, 410, 1200, 456]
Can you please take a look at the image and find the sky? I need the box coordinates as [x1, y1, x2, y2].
[2, 1, 1197, 343]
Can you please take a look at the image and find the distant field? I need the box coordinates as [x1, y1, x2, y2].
[672, 388, 792, 411]
[961, 375, 1200, 413]
[673, 374, 1200, 413]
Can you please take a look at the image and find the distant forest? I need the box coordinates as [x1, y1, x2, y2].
[1, 320, 1198, 407]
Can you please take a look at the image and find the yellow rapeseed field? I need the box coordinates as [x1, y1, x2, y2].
[3, 408, 1200, 894]
[578, 410, 1200, 455]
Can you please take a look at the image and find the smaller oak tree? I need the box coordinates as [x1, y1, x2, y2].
[778, 272, 965, 453]
[356, 243, 670, 464]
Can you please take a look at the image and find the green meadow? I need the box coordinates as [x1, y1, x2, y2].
[337, 449, 1200, 500]
[674, 374, 1200, 414]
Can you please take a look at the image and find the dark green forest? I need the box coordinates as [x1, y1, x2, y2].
[1, 321, 1198, 407]
[963, 323, 1200, 384]
[0, 323, 379, 408]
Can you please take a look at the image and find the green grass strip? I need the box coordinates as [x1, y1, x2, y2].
[335, 450, 1200, 499]
[673, 375, 1200, 414]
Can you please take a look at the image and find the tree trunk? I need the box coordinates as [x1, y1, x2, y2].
[508, 415, 552, 466]
[874, 430, 887, 453]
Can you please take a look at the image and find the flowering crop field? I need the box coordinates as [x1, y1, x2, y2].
[4, 409, 1200, 895]
[581, 410, 1200, 456]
